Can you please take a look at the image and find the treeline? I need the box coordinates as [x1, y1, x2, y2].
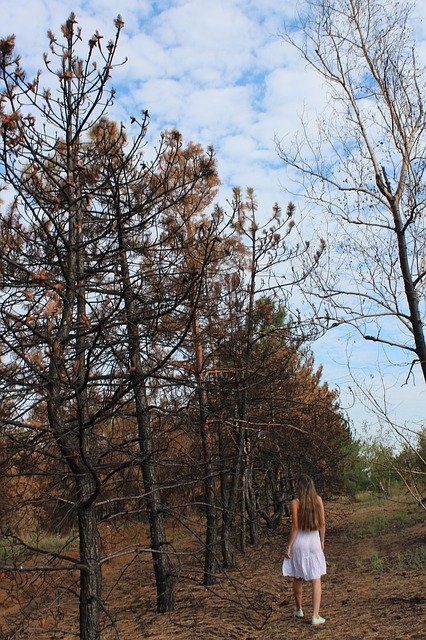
[0, 16, 351, 638]
[347, 430, 426, 501]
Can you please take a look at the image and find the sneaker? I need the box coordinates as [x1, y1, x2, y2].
[294, 608, 304, 618]
[311, 615, 326, 625]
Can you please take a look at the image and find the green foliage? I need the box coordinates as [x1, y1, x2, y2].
[363, 440, 399, 493]
[395, 426, 426, 496]
[337, 423, 426, 501]
[0, 538, 28, 563]
[339, 436, 371, 495]
[253, 296, 287, 336]
[0, 529, 77, 563]
[340, 426, 425, 504]
[323, 422, 412, 498]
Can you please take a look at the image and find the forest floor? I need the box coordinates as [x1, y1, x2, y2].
[0, 493, 424, 639]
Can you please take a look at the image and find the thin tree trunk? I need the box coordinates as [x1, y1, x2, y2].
[220, 422, 245, 568]
[257, 466, 286, 530]
[199, 412, 218, 585]
[135, 384, 175, 612]
[246, 468, 259, 545]
[391, 202, 426, 381]
[218, 420, 232, 568]
[117, 215, 174, 613]
[237, 213, 260, 552]
[239, 464, 248, 553]
[192, 315, 218, 585]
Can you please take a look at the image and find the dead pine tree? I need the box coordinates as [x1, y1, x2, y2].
[0, 16, 133, 639]
[0, 13, 221, 637]
[88, 120, 222, 598]
[210, 189, 323, 566]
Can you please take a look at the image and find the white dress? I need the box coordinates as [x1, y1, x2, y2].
[282, 529, 326, 580]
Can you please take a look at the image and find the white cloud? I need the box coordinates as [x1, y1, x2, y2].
[1, 0, 425, 434]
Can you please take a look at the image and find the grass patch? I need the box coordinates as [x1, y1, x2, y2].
[263, 623, 286, 638]
[396, 546, 426, 570]
[367, 546, 426, 572]
[370, 551, 385, 571]
[28, 528, 77, 551]
[353, 492, 387, 507]
[0, 537, 29, 563]
[350, 491, 421, 508]
[0, 529, 77, 564]
[341, 509, 421, 541]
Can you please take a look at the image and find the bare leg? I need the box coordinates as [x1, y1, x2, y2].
[312, 578, 322, 617]
[293, 577, 303, 610]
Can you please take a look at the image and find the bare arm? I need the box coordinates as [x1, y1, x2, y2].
[284, 499, 299, 559]
[318, 496, 325, 550]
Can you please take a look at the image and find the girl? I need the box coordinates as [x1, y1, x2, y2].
[282, 475, 326, 625]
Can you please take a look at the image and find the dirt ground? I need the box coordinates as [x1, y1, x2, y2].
[1, 495, 424, 639]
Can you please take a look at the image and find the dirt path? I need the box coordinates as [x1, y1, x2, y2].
[105, 497, 425, 640]
[1, 496, 424, 639]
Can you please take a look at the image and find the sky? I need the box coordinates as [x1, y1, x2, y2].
[1, 0, 425, 442]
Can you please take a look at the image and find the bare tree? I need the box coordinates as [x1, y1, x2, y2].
[277, 0, 426, 381]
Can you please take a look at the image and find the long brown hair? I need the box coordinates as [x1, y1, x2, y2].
[296, 475, 324, 531]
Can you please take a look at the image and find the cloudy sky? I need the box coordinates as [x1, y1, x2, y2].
[1, 0, 425, 439]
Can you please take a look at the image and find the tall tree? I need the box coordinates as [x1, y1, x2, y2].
[0, 14, 220, 635]
[210, 189, 320, 564]
[0, 17, 127, 638]
[278, 0, 426, 381]
[88, 120, 220, 607]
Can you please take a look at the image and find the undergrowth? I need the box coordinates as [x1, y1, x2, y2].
[368, 546, 426, 572]
[342, 508, 421, 541]
[0, 529, 77, 563]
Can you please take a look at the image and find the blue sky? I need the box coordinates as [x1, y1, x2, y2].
[1, 0, 425, 440]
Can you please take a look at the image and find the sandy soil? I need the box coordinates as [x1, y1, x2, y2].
[0, 496, 424, 639]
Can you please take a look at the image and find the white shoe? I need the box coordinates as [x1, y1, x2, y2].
[311, 615, 326, 625]
[294, 608, 304, 618]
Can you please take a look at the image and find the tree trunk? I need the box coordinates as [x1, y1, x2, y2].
[246, 470, 259, 545]
[200, 418, 218, 585]
[135, 384, 175, 612]
[239, 466, 247, 553]
[192, 315, 218, 585]
[236, 215, 258, 552]
[78, 478, 102, 640]
[218, 421, 233, 568]
[391, 202, 426, 381]
[117, 218, 174, 613]
[220, 422, 245, 568]
[47, 387, 102, 639]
